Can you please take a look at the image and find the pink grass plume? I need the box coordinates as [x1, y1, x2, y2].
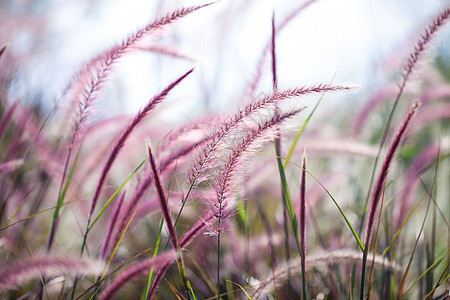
[402, 8, 450, 87]
[271, 11, 278, 91]
[148, 145, 178, 249]
[191, 84, 354, 186]
[0, 257, 103, 292]
[211, 109, 304, 234]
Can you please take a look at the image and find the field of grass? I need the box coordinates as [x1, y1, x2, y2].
[0, 2, 449, 299]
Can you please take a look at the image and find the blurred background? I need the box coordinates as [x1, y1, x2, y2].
[1, 0, 449, 123]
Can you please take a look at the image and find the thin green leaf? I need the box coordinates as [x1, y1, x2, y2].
[247, 147, 364, 252]
[382, 198, 423, 256]
[275, 142, 307, 300]
[1, 197, 82, 232]
[179, 255, 197, 300]
[284, 92, 325, 168]
[54, 147, 80, 221]
[1, 207, 57, 232]
[100, 199, 144, 280]
[88, 158, 147, 232]
[143, 218, 164, 300]
[403, 249, 448, 296]
[275, 142, 301, 255]
[226, 280, 252, 299]
[304, 169, 365, 252]
[236, 199, 248, 226]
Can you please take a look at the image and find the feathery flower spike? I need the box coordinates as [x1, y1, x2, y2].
[148, 145, 178, 249]
[365, 101, 420, 248]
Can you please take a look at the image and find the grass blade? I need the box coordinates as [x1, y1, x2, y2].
[275, 142, 306, 300]
[143, 218, 164, 300]
[227, 280, 252, 299]
[47, 145, 81, 250]
[88, 158, 147, 232]
[283, 92, 325, 168]
[403, 250, 448, 296]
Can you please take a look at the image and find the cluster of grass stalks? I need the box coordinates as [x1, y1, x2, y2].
[0, 2, 449, 299]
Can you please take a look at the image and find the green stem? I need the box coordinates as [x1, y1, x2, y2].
[360, 248, 368, 300]
[178, 251, 196, 300]
[217, 226, 221, 300]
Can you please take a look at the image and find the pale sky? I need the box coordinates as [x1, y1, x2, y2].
[4, 0, 449, 122]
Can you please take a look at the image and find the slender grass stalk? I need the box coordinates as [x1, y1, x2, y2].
[227, 280, 252, 299]
[299, 152, 307, 300]
[367, 188, 386, 297]
[427, 261, 450, 299]
[217, 226, 221, 300]
[271, 12, 278, 92]
[427, 138, 441, 296]
[270, 13, 287, 298]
